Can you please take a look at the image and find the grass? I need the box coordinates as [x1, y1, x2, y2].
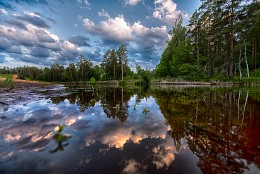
[238, 77, 260, 83]
[152, 75, 260, 84]
[0, 74, 12, 79]
[0, 77, 15, 88]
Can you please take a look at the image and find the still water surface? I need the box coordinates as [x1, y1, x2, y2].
[0, 86, 259, 174]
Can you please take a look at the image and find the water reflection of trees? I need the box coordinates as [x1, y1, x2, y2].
[99, 88, 134, 122]
[51, 89, 98, 112]
[153, 88, 260, 174]
[50, 87, 137, 122]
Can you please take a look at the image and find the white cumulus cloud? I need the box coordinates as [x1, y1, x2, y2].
[0, 8, 8, 16]
[82, 11, 169, 69]
[153, 0, 181, 25]
[0, 11, 84, 66]
[124, 0, 142, 6]
[83, 15, 132, 43]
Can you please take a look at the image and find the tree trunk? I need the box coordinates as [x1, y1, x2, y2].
[239, 46, 242, 80]
[237, 90, 241, 119]
[197, 26, 199, 64]
[229, 0, 234, 77]
[252, 32, 256, 70]
[81, 68, 83, 81]
[213, 0, 219, 74]
[245, 44, 250, 78]
[242, 90, 249, 123]
[207, 35, 211, 77]
[207, 0, 212, 77]
[113, 62, 116, 80]
[121, 64, 123, 80]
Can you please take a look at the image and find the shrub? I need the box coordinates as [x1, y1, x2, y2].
[89, 77, 96, 84]
[251, 69, 260, 77]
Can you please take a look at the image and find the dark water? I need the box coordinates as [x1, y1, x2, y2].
[0, 86, 259, 174]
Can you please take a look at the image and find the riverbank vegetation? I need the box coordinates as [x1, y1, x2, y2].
[156, 0, 260, 81]
[0, 1, 259, 85]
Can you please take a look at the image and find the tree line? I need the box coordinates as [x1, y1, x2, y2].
[0, 44, 151, 82]
[156, 0, 260, 80]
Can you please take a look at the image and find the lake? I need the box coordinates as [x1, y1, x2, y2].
[0, 86, 259, 174]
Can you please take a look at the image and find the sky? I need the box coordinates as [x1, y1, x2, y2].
[0, 0, 201, 70]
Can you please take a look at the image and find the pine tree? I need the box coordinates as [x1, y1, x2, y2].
[117, 44, 128, 80]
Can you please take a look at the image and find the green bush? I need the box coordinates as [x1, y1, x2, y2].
[25, 77, 31, 81]
[89, 77, 96, 84]
[119, 80, 126, 86]
[251, 69, 260, 77]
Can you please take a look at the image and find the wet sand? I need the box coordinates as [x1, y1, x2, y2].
[0, 79, 66, 105]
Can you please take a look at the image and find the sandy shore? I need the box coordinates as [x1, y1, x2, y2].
[0, 79, 66, 105]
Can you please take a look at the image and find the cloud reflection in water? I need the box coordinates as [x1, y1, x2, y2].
[0, 92, 199, 174]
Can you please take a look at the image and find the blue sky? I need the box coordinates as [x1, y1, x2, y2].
[0, 0, 201, 70]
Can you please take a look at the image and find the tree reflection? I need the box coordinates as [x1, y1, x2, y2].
[49, 86, 259, 172]
[50, 87, 137, 122]
[50, 89, 98, 112]
[76, 90, 98, 112]
[100, 88, 133, 122]
[153, 88, 260, 173]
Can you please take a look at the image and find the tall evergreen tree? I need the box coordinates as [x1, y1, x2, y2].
[76, 55, 92, 81]
[117, 44, 128, 80]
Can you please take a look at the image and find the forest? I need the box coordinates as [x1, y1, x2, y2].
[156, 0, 260, 81]
[1, 0, 259, 83]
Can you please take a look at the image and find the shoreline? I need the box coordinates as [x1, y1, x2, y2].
[1, 78, 259, 106]
[0, 79, 66, 106]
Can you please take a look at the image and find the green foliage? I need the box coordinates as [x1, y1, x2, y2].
[117, 44, 128, 80]
[142, 107, 150, 114]
[156, 14, 200, 81]
[156, 1, 260, 81]
[135, 65, 150, 86]
[241, 77, 260, 83]
[0, 77, 14, 88]
[101, 44, 132, 80]
[89, 77, 96, 84]
[119, 80, 126, 86]
[156, 47, 172, 77]
[77, 55, 92, 81]
[50, 124, 71, 153]
[251, 69, 260, 77]
[0, 74, 12, 79]
[141, 74, 150, 85]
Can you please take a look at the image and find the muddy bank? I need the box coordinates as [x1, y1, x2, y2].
[0, 79, 67, 106]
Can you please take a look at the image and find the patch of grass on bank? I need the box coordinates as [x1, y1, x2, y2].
[0, 76, 15, 88]
[152, 75, 260, 84]
[207, 76, 260, 84]
[238, 77, 260, 83]
[0, 74, 12, 79]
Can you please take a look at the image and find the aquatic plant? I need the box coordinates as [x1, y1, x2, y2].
[50, 124, 71, 153]
[54, 125, 64, 133]
[142, 107, 150, 114]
